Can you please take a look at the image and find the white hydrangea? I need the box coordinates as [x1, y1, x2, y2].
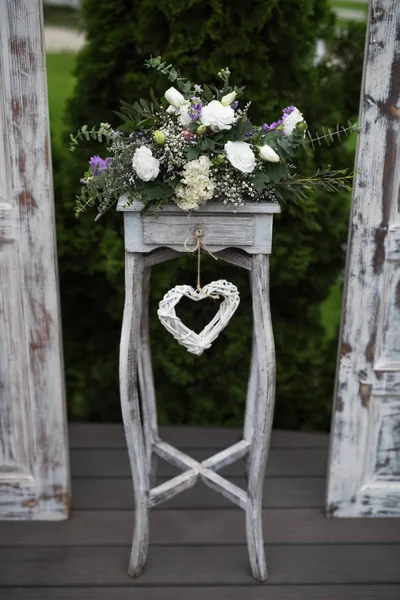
[174, 155, 215, 211]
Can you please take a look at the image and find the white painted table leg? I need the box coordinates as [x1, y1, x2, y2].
[119, 252, 149, 578]
[246, 254, 276, 582]
[139, 265, 159, 487]
[244, 331, 259, 485]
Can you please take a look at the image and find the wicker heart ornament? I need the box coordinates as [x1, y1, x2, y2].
[157, 279, 240, 356]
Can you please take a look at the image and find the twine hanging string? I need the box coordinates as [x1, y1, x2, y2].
[184, 228, 219, 296]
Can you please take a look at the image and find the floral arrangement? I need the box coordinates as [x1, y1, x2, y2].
[70, 56, 356, 220]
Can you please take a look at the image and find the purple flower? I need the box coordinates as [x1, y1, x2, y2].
[232, 100, 239, 110]
[263, 119, 283, 132]
[282, 105, 295, 118]
[89, 155, 112, 176]
[189, 96, 203, 121]
[245, 131, 254, 137]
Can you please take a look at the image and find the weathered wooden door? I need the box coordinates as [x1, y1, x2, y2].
[327, 0, 400, 517]
[0, 0, 70, 519]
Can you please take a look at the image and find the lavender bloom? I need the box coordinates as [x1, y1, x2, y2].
[89, 155, 112, 176]
[282, 105, 295, 118]
[189, 97, 203, 121]
[232, 100, 239, 110]
[245, 131, 254, 137]
[263, 119, 283, 132]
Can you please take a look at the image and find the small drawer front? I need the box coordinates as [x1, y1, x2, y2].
[142, 215, 255, 247]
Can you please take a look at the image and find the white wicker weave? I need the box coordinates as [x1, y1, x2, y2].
[157, 279, 240, 356]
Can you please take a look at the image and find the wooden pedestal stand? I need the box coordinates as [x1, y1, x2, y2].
[117, 199, 280, 581]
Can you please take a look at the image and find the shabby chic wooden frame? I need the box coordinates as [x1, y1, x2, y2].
[0, 0, 70, 520]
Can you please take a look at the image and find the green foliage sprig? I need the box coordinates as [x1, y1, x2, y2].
[69, 123, 114, 152]
[145, 56, 193, 94]
[304, 122, 360, 150]
[274, 167, 355, 204]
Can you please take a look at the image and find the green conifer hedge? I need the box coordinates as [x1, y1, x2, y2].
[56, 0, 365, 429]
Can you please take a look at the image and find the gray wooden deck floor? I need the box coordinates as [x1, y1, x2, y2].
[1, 424, 400, 599]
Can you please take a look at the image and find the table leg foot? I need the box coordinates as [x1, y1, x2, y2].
[246, 503, 268, 581]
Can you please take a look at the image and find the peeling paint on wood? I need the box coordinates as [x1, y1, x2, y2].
[118, 198, 280, 255]
[327, 0, 400, 517]
[360, 383, 371, 408]
[119, 206, 278, 579]
[0, 0, 70, 520]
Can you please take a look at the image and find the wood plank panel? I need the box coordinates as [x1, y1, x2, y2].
[2, 585, 400, 600]
[68, 424, 329, 449]
[71, 476, 325, 509]
[121, 200, 277, 253]
[0, 545, 399, 585]
[69, 448, 328, 477]
[1, 509, 399, 546]
[327, 0, 400, 517]
[142, 215, 255, 246]
[0, 0, 69, 520]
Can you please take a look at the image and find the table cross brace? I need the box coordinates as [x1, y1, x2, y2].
[150, 439, 250, 509]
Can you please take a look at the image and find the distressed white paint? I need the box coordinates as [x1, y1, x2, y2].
[143, 215, 255, 246]
[201, 440, 250, 471]
[0, 0, 70, 520]
[119, 253, 149, 577]
[327, 0, 400, 517]
[119, 202, 279, 580]
[245, 255, 276, 580]
[153, 439, 249, 509]
[118, 198, 279, 254]
[149, 470, 198, 507]
[138, 266, 159, 486]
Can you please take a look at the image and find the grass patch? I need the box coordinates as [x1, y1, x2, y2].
[46, 52, 77, 145]
[331, 1, 368, 12]
[43, 6, 81, 29]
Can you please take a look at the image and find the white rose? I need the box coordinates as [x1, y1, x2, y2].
[132, 146, 160, 182]
[259, 144, 280, 163]
[200, 100, 236, 131]
[166, 100, 191, 127]
[282, 107, 304, 136]
[224, 141, 256, 173]
[178, 102, 192, 127]
[221, 91, 237, 106]
[165, 87, 186, 108]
